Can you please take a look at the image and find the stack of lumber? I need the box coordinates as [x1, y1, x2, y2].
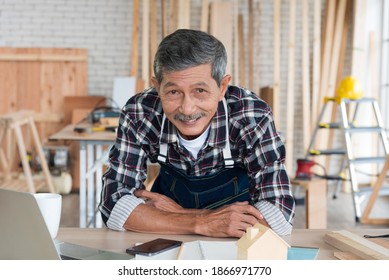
[324, 230, 389, 260]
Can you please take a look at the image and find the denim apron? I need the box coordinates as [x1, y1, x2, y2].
[151, 99, 250, 209]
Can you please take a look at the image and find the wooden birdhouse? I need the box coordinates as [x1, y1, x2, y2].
[237, 223, 290, 260]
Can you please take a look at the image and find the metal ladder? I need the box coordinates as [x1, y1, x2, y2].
[306, 97, 389, 221]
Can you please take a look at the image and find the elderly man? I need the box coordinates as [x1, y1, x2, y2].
[99, 29, 295, 238]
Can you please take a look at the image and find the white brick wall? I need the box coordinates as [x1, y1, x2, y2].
[1, 0, 366, 173]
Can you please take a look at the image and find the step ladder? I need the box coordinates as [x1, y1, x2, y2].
[306, 97, 389, 222]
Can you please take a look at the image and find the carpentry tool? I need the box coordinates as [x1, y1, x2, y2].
[295, 159, 316, 180]
[73, 126, 116, 134]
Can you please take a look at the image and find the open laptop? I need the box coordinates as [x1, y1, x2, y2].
[0, 188, 133, 260]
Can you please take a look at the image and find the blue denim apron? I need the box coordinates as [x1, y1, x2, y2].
[151, 99, 250, 209]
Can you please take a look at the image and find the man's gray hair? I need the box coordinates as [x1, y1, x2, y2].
[153, 29, 227, 86]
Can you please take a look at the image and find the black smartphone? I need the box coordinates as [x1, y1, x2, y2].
[126, 238, 183, 256]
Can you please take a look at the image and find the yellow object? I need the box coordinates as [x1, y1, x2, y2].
[336, 76, 363, 100]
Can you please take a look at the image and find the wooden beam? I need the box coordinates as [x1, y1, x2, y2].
[238, 14, 245, 87]
[351, 0, 367, 81]
[325, 0, 351, 170]
[200, 0, 209, 32]
[301, 0, 310, 151]
[311, 0, 321, 132]
[248, 0, 254, 90]
[324, 231, 389, 260]
[209, 1, 233, 75]
[232, 0, 239, 86]
[177, 0, 191, 29]
[317, 0, 336, 114]
[285, 0, 296, 173]
[273, 0, 281, 129]
[253, 1, 261, 95]
[130, 0, 140, 77]
[0, 53, 86, 62]
[149, 0, 158, 81]
[142, 0, 150, 85]
[361, 155, 389, 225]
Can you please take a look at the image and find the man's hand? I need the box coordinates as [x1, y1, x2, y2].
[194, 201, 266, 238]
[134, 189, 184, 212]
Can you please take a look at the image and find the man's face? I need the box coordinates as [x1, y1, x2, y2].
[153, 64, 230, 140]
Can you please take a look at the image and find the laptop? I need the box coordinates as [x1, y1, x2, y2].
[0, 188, 133, 260]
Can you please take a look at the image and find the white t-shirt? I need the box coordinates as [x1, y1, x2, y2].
[177, 125, 211, 159]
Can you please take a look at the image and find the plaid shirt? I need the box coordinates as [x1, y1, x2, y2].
[100, 85, 295, 234]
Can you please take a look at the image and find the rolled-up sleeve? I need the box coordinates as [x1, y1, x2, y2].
[99, 113, 148, 227]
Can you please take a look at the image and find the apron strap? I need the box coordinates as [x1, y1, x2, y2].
[222, 99, 234, 168]
[157, 115, 168, 163]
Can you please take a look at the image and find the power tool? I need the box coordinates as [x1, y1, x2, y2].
[295, 159, 316, 180]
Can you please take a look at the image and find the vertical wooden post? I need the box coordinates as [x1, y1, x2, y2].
[273, 0, 281, 129]
[142, 0, 150, 86]
[311, 0, 321, 132]
[286, 0, 296, 173]
[200, 0, 209, 32]
[130, 0, 140, 77]
[301, 0, 311, 151]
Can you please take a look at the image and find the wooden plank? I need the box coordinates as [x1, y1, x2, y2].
[253, 1, 261, 94]
[272, 0, 281, 129]
[285, 0, 296, 173]
[130, 0, 140, 77]
[260, 87, 274, 110]
[317, 0, 336, 116]
[177, 0, 191, 29]
[142, 0, 150, 86]
[334, 251, 363, 260]
[209, 1, 233, 75]
[301, 0, 310, 151]
[314, 0, 336, 168]
[311, 0, 321, 132]
[169, 0, 179, 33]
[324, 231, 389, 260]
[161, 0, 168, 37]
[200, 0, 209, 32]
[361, 156, 389, 225]
[238, 14, 245, 87]
[326, 0, 347, 102]
[0, 53, 86, 62]
[149, 0, 158, 81]
[351, 0, 367, 81]
[232, 0, 239, 86]
[326, 0, 351, 170]
[247, 0, 254, 90]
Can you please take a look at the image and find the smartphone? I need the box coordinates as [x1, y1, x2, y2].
[126, 238, 183, 256]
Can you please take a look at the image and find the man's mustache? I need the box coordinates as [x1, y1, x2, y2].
[174, 112, 206, 121]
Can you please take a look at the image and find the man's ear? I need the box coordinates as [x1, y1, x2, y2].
[219, 74, 231, 100]
[151, 77, 159, 92]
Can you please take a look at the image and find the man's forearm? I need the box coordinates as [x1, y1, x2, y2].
[124, 201, 266, 238]
[123, 203, 203, 234]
